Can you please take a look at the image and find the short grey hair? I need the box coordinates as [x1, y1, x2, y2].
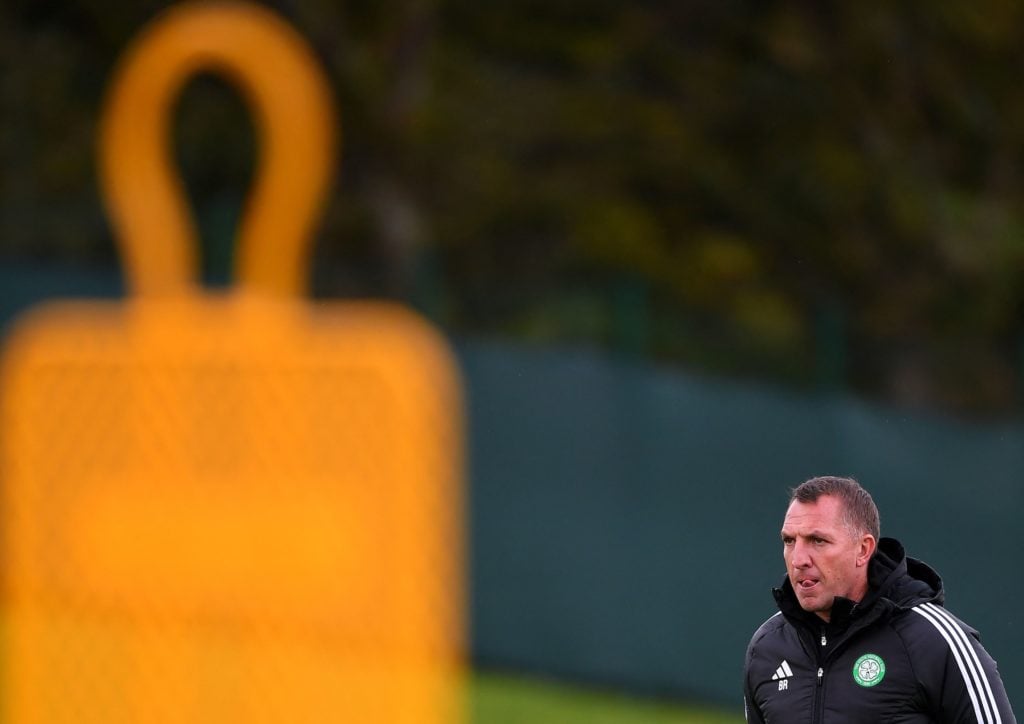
[790, 475, 880, 540]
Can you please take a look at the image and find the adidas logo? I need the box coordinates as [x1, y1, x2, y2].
[772, 660, 793, 691]
[772, 660, 793, 680]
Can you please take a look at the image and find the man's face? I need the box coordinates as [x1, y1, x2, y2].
[781, 495, 874, 621]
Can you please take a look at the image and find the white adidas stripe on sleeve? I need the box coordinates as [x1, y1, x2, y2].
[912, 602, 1002, 724]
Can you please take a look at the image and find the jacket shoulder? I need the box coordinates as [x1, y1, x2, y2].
[891, 601, 981, 649]
[746, 612, 786, 656]
[890, 601, 1015, 722]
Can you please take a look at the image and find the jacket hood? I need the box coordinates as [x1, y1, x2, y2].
[774, 536, 944, 625]
[865, 536, 943, 609]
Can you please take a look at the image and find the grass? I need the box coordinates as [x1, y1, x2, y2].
[471, 671, 744, 724]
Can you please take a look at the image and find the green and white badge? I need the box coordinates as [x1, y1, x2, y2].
[853, 653, 886, 687]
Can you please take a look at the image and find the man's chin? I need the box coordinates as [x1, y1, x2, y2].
[797, 593, 832, 614]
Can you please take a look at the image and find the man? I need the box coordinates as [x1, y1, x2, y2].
[744, 475, 1016, 723]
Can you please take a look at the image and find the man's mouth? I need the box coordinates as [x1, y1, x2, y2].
[797, 578, 820, 591]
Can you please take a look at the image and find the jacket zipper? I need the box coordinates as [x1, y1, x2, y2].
[812, 627, 826, 724]
[813, 666, 825, 723]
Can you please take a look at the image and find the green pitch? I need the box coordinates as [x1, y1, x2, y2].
[472, 671, 744, 723]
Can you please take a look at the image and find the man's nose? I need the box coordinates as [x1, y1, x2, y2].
[791, 542, 812, 568]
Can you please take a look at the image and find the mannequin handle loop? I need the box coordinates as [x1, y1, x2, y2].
[100, 0, 337, 297]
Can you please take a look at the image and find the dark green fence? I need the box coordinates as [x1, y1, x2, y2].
[462, 340, 1024, 713]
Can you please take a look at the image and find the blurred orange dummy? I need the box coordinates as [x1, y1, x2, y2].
[0, 2, 464, 722]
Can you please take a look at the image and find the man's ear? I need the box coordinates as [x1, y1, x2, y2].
[856, 535, 877, 567]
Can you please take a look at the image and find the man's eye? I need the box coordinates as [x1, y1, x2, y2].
[782, 538, 794, 545]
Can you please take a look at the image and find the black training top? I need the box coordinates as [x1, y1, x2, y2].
[744, 537, 1016, 724]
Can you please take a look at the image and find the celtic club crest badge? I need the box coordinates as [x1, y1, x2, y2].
[853, 653, 886, 687]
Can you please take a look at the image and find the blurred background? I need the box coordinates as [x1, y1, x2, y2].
[3, 0, 1024, 720]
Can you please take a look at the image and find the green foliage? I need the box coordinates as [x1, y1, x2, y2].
[5, 0, 1024, 414]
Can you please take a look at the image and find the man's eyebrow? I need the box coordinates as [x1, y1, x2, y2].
[780, 529, 833, 540]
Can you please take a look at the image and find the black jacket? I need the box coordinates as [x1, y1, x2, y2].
[744, 538, 1016, 723]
